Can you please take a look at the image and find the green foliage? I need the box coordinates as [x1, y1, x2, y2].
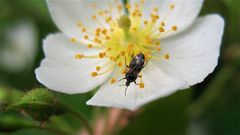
[7, 88, 65, 122]
[0, 112, 37, 132]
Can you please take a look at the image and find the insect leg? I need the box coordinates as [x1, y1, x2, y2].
[118, 77, 126, 82]
[143, 59, 149, 68]
[134, 80, 139, 85]
[125, 86, 128, 96]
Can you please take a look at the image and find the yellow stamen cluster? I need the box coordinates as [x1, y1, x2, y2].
[72, 2, 178, 90]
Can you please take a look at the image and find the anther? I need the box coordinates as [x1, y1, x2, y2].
[161, 22, 165, 26]
[128, 43, 134, 49]
[154, 7, 159, 12]
[164, 53, 170, 59]
[84, 35, 89, 40]
[110, 78, 116, 84]
[118, 5, 123, 11]
[132, 27, 137, 31]
[144, 20, 148, 25]
[122, 69, 127, 74]
[159, 27, 165, 32]
[125, 3, 131, 10]
[96, 66, 101, 71]
[102, 29, 108, 35]
[81, 28, 86, 32]
[91, 72, 98, 77]
[118, 62, 123, 67]
[172, 25, 178, 31]
[77, 22, 83, 27]
[105, 17, 112, 23]
[87, 44, 93, 48]
[92, 15, 97, 20]
[75, 54, 84, 59]
[107, 47, 112, 51]
[99, 52, 106, 58]
[71, 38, 77, 43]
[105, 36, 111, 40]
[169, 4, 175, 10]
[139, 82, 145, 89]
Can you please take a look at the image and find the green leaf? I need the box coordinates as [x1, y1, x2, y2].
[0, 112, 37, 132]
[7, 88, 65, 122]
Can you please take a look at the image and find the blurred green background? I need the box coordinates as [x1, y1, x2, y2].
[0, 0, 239, 135]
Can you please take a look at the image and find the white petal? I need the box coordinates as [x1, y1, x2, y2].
[131, 0, 203, 37]
[35, 33, 112, 94]
[47, 0, 121, 43]
[156, 14, 224, 86]
[87, 63, 186, 110]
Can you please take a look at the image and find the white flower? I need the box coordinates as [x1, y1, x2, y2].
[35, 0, 224, 110]
[0, 21, 37, 72]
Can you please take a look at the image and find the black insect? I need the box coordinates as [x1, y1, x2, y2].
[120, 53, 148, 95]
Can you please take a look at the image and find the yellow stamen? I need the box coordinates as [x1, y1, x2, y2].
[172, 25, 178, 31]
[75, 54, 84, 59]
[164, 53, 170, 59]
[169, 4, 175, 10]
[154, 7, 159, 12]
[81, 28, 86, 32]
[87, 44, 93, 48]
[71, 38, 77, 43]
[92, 15, 97, 20]
[159, 27, 165, 33]
[72, 2, 178, 87]
[139, 82, 145, 89]
[91, 72, 98, 77]
[144, 20, 148, 25]
[118, 62, 123, 67]
[99, 52, 106, 58]
[84, 35, 89, 40]
[110, 78, 116, 84]
[96, 66, 101, 71]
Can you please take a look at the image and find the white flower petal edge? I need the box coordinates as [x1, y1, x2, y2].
[156, 14, 224, 86]
[47, 0, 120, 43]
[131, 0, 203, 37]
[35, 33, 112, 94]
[87, 64, 186, 110]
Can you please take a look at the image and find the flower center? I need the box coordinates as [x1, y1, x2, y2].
[72, 1, 178, 88]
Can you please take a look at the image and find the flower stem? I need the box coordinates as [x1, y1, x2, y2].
[62, 104, 93, 135]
